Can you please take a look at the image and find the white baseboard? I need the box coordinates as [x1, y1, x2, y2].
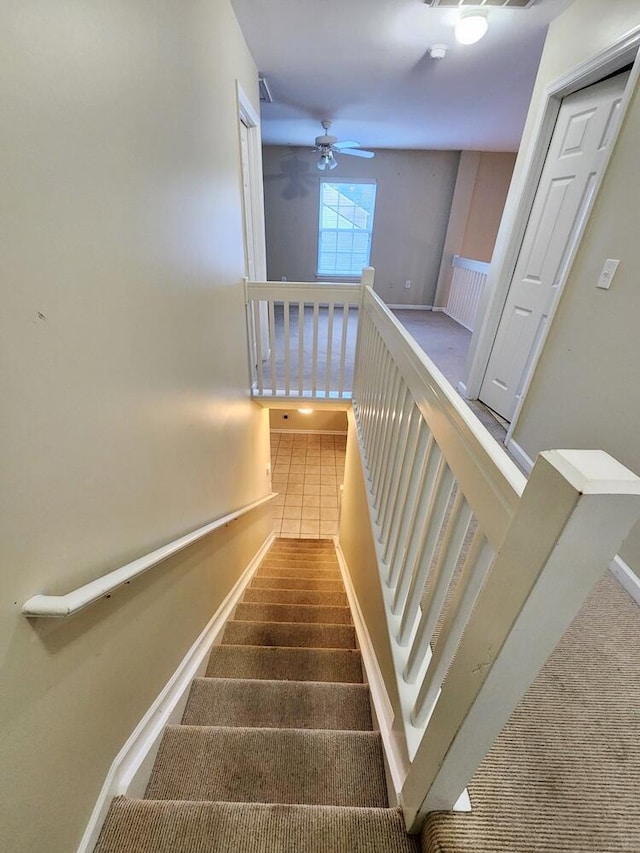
[505, 437, 534, 475]
[387, 304, 433, 311]
[431, 306, 446, 312]
[77, 532, 275, 853]
[333, 537, 409, 797]
[333, 537, 471, 813]
[609, 554, 640, 605]
[457, 381, 469, 399]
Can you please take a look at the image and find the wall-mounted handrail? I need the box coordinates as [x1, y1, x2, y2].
[22, 493, 277, 618]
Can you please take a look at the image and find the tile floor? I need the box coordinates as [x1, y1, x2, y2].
[270, 432, 346, 539]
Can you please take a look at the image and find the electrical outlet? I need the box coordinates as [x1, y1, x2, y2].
[388, 281, 394, 289]
[405, 280, 411, 289]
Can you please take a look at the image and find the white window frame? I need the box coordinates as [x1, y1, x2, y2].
[316, 178, 377, 280]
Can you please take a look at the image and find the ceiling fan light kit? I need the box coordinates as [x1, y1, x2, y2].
[312, 120, 375, 170]
[455, 10, 489, 45]
[317, 152, 337, 171]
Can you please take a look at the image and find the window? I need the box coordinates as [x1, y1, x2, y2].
[317, 181, 377, 277]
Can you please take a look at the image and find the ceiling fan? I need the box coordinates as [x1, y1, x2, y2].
[313, 120, 375, 171]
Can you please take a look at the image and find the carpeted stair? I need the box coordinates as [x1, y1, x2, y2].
[95, 538, 421, 852]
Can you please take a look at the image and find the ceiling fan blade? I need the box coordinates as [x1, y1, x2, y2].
[339, 148, 375, 159]
[333, 141, 360, 149]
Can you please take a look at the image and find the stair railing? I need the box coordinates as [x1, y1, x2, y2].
[352, 282, 640, 831]
[444, 255, 490, 332]
[244, 273, 370, 400]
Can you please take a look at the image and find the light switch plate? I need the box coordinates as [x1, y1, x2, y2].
[596, 258, 620, 289]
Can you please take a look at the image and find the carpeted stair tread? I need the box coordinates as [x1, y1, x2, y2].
[182, 678, 372, 730]
[273, 536, 335, 543]
[251, 575, 345, 592]
[206, 645, 364, 683]
[261, 554, 339, 565]
[260, 557, 339, 570]
[95, 799, 421, 853]
[145, 726, 388, 807]
[268, 549, 337, 558]
[257, 565, 342, 580]
[235, 601, 352, 625]
[222, 619, 356, 649]
[242, 587, 348, 607]
[267, 552, 337, 561]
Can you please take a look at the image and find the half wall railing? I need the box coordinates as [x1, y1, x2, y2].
[443, 255, 489, 332]
[244, 272, 370, 400]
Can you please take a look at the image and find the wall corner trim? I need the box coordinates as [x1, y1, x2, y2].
[76, 531, 276, 853]
[386, 304, 433, 311]
[609, 554, 640, 605]
[505, 437, 534, 475]
[333, 537, 410, 797]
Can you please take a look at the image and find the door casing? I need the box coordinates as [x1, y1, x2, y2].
[462, 26, 640, 467]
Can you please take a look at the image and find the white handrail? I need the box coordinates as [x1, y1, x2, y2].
[22, 493, 277, 618]
[451, 254, 490, 275]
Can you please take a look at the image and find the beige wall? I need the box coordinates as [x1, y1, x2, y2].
[461, 152, 517, 262]
[0, 2, 272, 850]
[495, 0, 640, 575]
[338, 411, 405, 733]
[262, 146, 459, 306]
[434, 151, 515, 308]
[270, 409, 348, 433]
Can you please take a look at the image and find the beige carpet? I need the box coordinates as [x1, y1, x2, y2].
[422, 572, 640, 852]
[95, 801, 419, 853]
[95, 538, 421, 852]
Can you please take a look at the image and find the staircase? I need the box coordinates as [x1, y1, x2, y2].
[95, 538, 420, 852]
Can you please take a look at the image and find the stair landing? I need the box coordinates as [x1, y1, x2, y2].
[422, 572, 640, 853]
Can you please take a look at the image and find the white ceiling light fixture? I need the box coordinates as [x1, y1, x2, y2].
[429, 44, 448, 60]
[317, 150, 337, 171]
[455, 10, 489, 45]
[313, 120, 375, 171]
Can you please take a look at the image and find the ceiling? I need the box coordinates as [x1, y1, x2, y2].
[231, 0, 573, 152]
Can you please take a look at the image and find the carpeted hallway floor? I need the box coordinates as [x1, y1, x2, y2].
[94, 538, 420, 852]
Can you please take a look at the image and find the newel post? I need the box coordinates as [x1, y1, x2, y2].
[360, 265, 375, 292]
[401, 449, 640, 831]
[353, 267, 375, 398]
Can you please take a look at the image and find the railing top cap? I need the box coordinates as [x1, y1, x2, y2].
[542, 449, 640, 495]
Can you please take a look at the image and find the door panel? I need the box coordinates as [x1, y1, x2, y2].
[480, 71, 629, 421]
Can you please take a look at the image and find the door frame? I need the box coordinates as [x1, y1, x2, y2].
[463, 26, 640, 467]
[237, 81, 270, 363]
[237, 81, 267, 281]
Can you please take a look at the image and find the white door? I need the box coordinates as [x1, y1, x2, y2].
[480, 71, 629, 422]
[238, 112, 270, 361]
[239, 119, 257, 280]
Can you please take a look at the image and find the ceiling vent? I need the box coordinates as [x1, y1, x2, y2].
[258, 75, 273, 103]
[425, 1, 537, 8]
